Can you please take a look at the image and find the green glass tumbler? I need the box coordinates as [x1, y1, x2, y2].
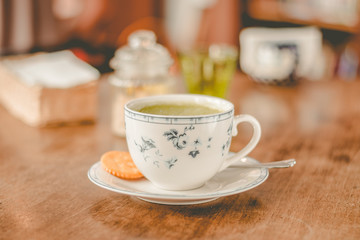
[179, 44, 238, 98]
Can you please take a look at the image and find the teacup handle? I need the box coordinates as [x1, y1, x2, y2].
[219, 114, 261, 172]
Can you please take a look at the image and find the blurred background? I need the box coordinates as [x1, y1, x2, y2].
[0, 0, 359, 79]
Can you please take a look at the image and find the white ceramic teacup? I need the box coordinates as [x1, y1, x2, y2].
[125, 94, 261, 190]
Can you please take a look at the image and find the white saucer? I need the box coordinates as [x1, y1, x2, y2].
[88, 157, 269, 205]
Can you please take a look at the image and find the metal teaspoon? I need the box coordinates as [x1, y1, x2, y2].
[230, 158, 296, 169]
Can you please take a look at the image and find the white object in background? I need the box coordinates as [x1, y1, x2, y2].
[0, 51, 100, 127]
[3, 50, 100, 88]
[240, 27, 323, 83]
[164, 0, 216, 51]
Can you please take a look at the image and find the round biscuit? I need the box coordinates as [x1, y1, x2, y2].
[101, 151, 143, 179]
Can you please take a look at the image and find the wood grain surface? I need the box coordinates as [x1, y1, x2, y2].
[0, 73, 359, 240]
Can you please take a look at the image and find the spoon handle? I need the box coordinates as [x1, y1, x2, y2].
[230, 158, 296, 169]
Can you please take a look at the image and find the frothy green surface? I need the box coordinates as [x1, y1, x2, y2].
[138, 103, 222, 116]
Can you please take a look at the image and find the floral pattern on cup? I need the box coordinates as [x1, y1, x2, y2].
[163, 125, 195, 150]
[222, 122, 233, 156]
[133, 123, 232, 170]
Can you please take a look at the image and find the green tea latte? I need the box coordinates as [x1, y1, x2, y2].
[138, 103, 222, 116]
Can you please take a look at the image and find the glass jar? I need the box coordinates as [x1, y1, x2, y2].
[109, 30, 174, 137]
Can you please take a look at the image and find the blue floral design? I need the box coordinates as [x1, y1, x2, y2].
[207, 137, 212, 148]
[135, 137, 156, 153]
[133, 122, 234, 168]
[194, 138, 201, 146]
[189, 150, 200, 158]
[222, 123, 233, 156]
[165, 157, 178, 169]
[227, 122, 233, 136]
[163, 125, 195, 150]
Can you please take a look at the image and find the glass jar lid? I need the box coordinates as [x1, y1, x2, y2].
[110, 30, 173, 71]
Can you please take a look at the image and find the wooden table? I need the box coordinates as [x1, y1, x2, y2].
[1, 73, 359, 240]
